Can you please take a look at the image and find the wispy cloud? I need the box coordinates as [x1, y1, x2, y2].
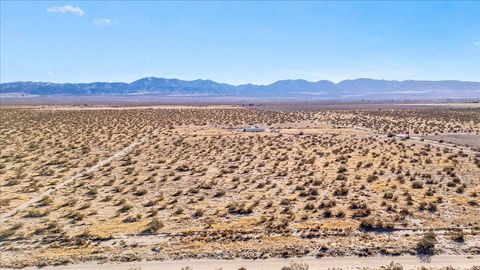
[47, 71, 54, 77]
[47, 5, 84, 16]
[93, 18, 118, 26]
[474, 41, 480, 47]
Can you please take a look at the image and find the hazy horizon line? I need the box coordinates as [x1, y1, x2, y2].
[2, 76, 480, 86]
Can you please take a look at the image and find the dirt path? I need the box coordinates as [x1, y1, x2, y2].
[0, 128, 159, 225]
[8, 255, 479, 270]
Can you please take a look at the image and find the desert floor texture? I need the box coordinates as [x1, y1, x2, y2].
[0, 104, 479, 269]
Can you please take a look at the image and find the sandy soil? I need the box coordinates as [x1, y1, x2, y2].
[1, 106, 479, 269]
[7, 255, 480, 270]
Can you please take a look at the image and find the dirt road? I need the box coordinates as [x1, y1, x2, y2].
[8, 255, 479, 270]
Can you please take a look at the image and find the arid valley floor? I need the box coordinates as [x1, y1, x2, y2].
[0, 103, 479, 269]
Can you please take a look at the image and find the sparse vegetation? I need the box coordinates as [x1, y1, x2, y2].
[0, 105, 479, 268]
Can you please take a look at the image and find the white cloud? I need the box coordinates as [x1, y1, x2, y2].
[93, 18, 118, 26]
[47, 5, 84, 16]
[474, 41, 480, 47]
[47, 71, 54, 77]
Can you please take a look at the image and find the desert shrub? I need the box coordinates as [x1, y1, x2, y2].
[118, 204, 133, 213]
[280, 198, 290, 205]
[78, 229, 93, 239]
[399, 207, 410, 217]
[265, 201, 273, 208]
[412, 181, 423, 189]
[312, 179, 322, 186]
[87, 188, 98, 196]
[349, 201, 367, 209]
[359, 218, 375, 230]
[468, 199, 478, 206]
[418, 201, 427, 211]
[5, 179, 20, 186]
[256, 182, 265, 189]
[322, 209, 332, 218]
[304, 203, 315, 211]
[173, 207, 184, 215]
[335, 210, 345, 218]
[0, 226, 18, 240]
[78, 203, 91, 210]
[351, 208, 371, 218]
[134, 188, 148, 196]
[123, 214, 142, 223]
[67, 211, 85, 221]
[144, 218, 163, 233]
[383, 192, 394, 199]
[214, 190, 226, 197]
[40, 167, 54, 176]
[228, 202, 253, 215]
[143, 199, 158, 207]
[176, 164, 189, 172]
[281, 262, 309, 270]
[427, 202, 437, 212]
[192, 208, 204, 218]
[25, 209, 49, 218]
[319, 199, 336, 209]
[308, 188, 318, 196]
[451, 229, 464, 243]
[46, 221, 59, 231]
[38, 196, 53, 207]
[382, 262, 403, 270]
[366, 174, 378, 182]
[416, 231, 436, 254]
[425, 188, 435, 196]
[447, 180, 457, 187]
[32, 226, 48, 235]
[333, 187, 348, 196]
[172, 189, 183, 196]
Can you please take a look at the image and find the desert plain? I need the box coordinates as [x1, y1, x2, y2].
[0, 103, 479, 269]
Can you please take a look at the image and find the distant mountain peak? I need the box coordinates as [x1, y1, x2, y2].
[1, 77, 479, 99]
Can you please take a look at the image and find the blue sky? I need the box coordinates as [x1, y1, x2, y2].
[1, 1, 479, 84]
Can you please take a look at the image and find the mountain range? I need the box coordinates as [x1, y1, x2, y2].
[1, 77, 479, 99]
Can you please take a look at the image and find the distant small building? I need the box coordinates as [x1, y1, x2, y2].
[241, 127, 265, 132]
[238, 126, 279, 133]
